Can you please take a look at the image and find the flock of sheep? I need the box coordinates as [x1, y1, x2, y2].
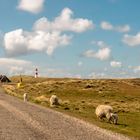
[23, 93, 118, 125]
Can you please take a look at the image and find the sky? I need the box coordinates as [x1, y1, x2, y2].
[0, 0, 140, 78]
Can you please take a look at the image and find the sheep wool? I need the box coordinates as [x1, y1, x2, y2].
[95, 105, 118, 124]
[95, 105, 113, 119]
[23, 93, 28, 102]
[50, 95, 59, 107]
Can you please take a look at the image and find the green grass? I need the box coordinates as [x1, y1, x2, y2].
[2, 76, 140, 139]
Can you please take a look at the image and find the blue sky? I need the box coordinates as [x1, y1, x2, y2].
[0, 0, 140, 78]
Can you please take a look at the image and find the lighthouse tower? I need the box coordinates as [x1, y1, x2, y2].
[35, 68, 38, 78]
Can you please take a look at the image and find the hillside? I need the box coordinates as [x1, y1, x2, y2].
[2, 76, 140, 139]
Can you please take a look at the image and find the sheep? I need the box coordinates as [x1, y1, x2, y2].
[23, 93, 28, 102]
[106, 112, 118, 124]
[50, 95, 59, 107]
[95, 105, 118, 124]
[110, 113, 118, 124]
[95, 105, 113, 120]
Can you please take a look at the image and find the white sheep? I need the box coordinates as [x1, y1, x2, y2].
[50, 95, 59, 107]
[23, 93, 28, 102]
[95, 105, 118, 124]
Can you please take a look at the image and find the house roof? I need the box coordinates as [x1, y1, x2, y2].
[0, 75, 11, 82]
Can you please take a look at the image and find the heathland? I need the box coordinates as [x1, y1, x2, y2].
[2, 76, 140, 139]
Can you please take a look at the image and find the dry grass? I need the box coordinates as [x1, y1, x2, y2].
[2, 76, 140, 139]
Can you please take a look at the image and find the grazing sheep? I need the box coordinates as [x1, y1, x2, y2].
[95, 105, 118, 124]
[50, 95, 59, 107]
[95, 105, 113, 120]
[106, 112, 118, 124]
[23, 93, 28, 102]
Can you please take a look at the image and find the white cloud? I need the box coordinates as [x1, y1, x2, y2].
[28, 31, 71, 55]
[123, 33, 140, 47]
[95, 48, 111, 60]
[100, 21, 113, 30]
[0, 58, 33, 75]
[89, 41, 112, 60]
[17, 0, 44, 14]
[110, 61, 122, 68]
[4, 8, 93, 57]
[4, 29, 71, 56]
[33, 8, 94, 33]
[83, 47, 111, 61]
[4, 29, 28, 56]
[100, 21, 130, 33]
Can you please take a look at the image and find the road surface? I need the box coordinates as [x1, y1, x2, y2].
[0, 87, 133, 140]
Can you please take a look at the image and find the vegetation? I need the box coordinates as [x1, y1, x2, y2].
[2, 76, 140, 139]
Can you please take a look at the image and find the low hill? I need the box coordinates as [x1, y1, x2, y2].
[2, 76, 140, 139]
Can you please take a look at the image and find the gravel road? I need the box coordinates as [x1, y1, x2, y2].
[0, 87, 133, 140]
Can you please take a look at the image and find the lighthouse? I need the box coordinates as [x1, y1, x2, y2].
[35, 68, 38, 78]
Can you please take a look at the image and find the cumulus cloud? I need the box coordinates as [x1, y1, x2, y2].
[4, 8, 93, 57]
[83, 47, 111, 61]
[0, 58, 33, 75]
[84, 40, 111, 61]
[100, 21, 113, 30]
[122, 33, 140, 47]
[95, 48, 111, 60]
[17, 0, 44, 14]
[110, 61, 122, 68]
[33, 8, 94, 33]
[100, 21, 130, 33]
[4, 29, 71, 56]
[4, 29, 29, 56]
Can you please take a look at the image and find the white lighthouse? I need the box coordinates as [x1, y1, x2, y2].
[35, 68, 38, 78]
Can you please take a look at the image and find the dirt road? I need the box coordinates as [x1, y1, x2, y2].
[0, 87, 133, 140]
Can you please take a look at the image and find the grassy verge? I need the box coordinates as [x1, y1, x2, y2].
[2, 76, 140, 139]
